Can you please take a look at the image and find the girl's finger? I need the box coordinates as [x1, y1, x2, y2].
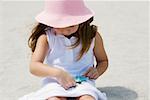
[86, 69, 94, 78]
[89, 72, 96, 79]
[90, 72, 98, 79]
[87, 68, 98, 79]
[61, 82, 68, 90]
[83, 67, 94, 76]
[66, 78, 76, 88]
[90, 73, 98, 79]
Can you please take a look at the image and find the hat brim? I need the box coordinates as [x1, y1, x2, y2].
[35, 11, 94, 28]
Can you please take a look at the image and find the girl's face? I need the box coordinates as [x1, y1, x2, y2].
[53, 25, 79, 36]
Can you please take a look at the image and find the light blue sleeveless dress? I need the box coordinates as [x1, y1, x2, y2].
[19, 27, 107, 100]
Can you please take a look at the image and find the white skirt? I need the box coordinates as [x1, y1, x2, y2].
[19, 81, 107, 100]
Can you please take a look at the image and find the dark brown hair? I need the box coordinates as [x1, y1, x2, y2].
[28, 17, 97, 61]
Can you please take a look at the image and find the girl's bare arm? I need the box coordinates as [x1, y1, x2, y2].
[29, 34, 76, 89]
[94, 32, 109, 77]
[29, 34, 60, 77]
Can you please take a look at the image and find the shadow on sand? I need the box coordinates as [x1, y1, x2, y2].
[98, 86, 138, 100]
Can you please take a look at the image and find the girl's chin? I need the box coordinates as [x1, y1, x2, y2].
[57, 32, 74, 36]
[57, 34, 71, 36]
[64, 34, 72, 36]
[63, 33, 73, 36]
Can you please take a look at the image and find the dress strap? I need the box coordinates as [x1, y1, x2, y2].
[45, 27, 55, 50]
[91, 37, 95, 49]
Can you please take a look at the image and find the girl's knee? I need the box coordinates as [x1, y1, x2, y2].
[47, 96, 67, 100]
[47, 96, 60, 100]
[78, 95, 95, 100]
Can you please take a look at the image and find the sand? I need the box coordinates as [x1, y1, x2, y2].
[0, 1, 149, 100]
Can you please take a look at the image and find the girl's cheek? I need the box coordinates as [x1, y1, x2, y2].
[72, 28, 78, 33]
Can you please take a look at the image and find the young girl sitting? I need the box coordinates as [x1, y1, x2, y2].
[19, 0, 108, 100]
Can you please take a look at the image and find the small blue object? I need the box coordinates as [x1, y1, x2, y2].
[68, 76, 88, 89]
[74, 76, 88, 84]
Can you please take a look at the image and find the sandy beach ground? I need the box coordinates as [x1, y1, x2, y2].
[0, 1, 149, 100]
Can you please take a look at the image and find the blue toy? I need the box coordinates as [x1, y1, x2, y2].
[68, 76, 89, 89]
[74, 76, 88, 84]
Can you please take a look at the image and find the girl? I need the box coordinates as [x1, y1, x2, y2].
[20, 0, 108, 100]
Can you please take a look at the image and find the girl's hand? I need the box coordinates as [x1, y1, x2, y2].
[55, 69, 76, 90]
[83, 67, 99, 80]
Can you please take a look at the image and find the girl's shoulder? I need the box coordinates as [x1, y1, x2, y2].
[93, 31, 104, 50]
[37, 34, 48, 46]
[94, 31, 103, 43]
[95, 31, 102, 39]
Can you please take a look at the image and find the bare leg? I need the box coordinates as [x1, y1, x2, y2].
[77, 95, 95, 100]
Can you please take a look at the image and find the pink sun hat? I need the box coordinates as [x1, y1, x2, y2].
[35, 0, 95, 28]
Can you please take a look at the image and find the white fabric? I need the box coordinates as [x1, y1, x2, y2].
[19, 82, 107, 100]
[19, 27, 107, 100]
